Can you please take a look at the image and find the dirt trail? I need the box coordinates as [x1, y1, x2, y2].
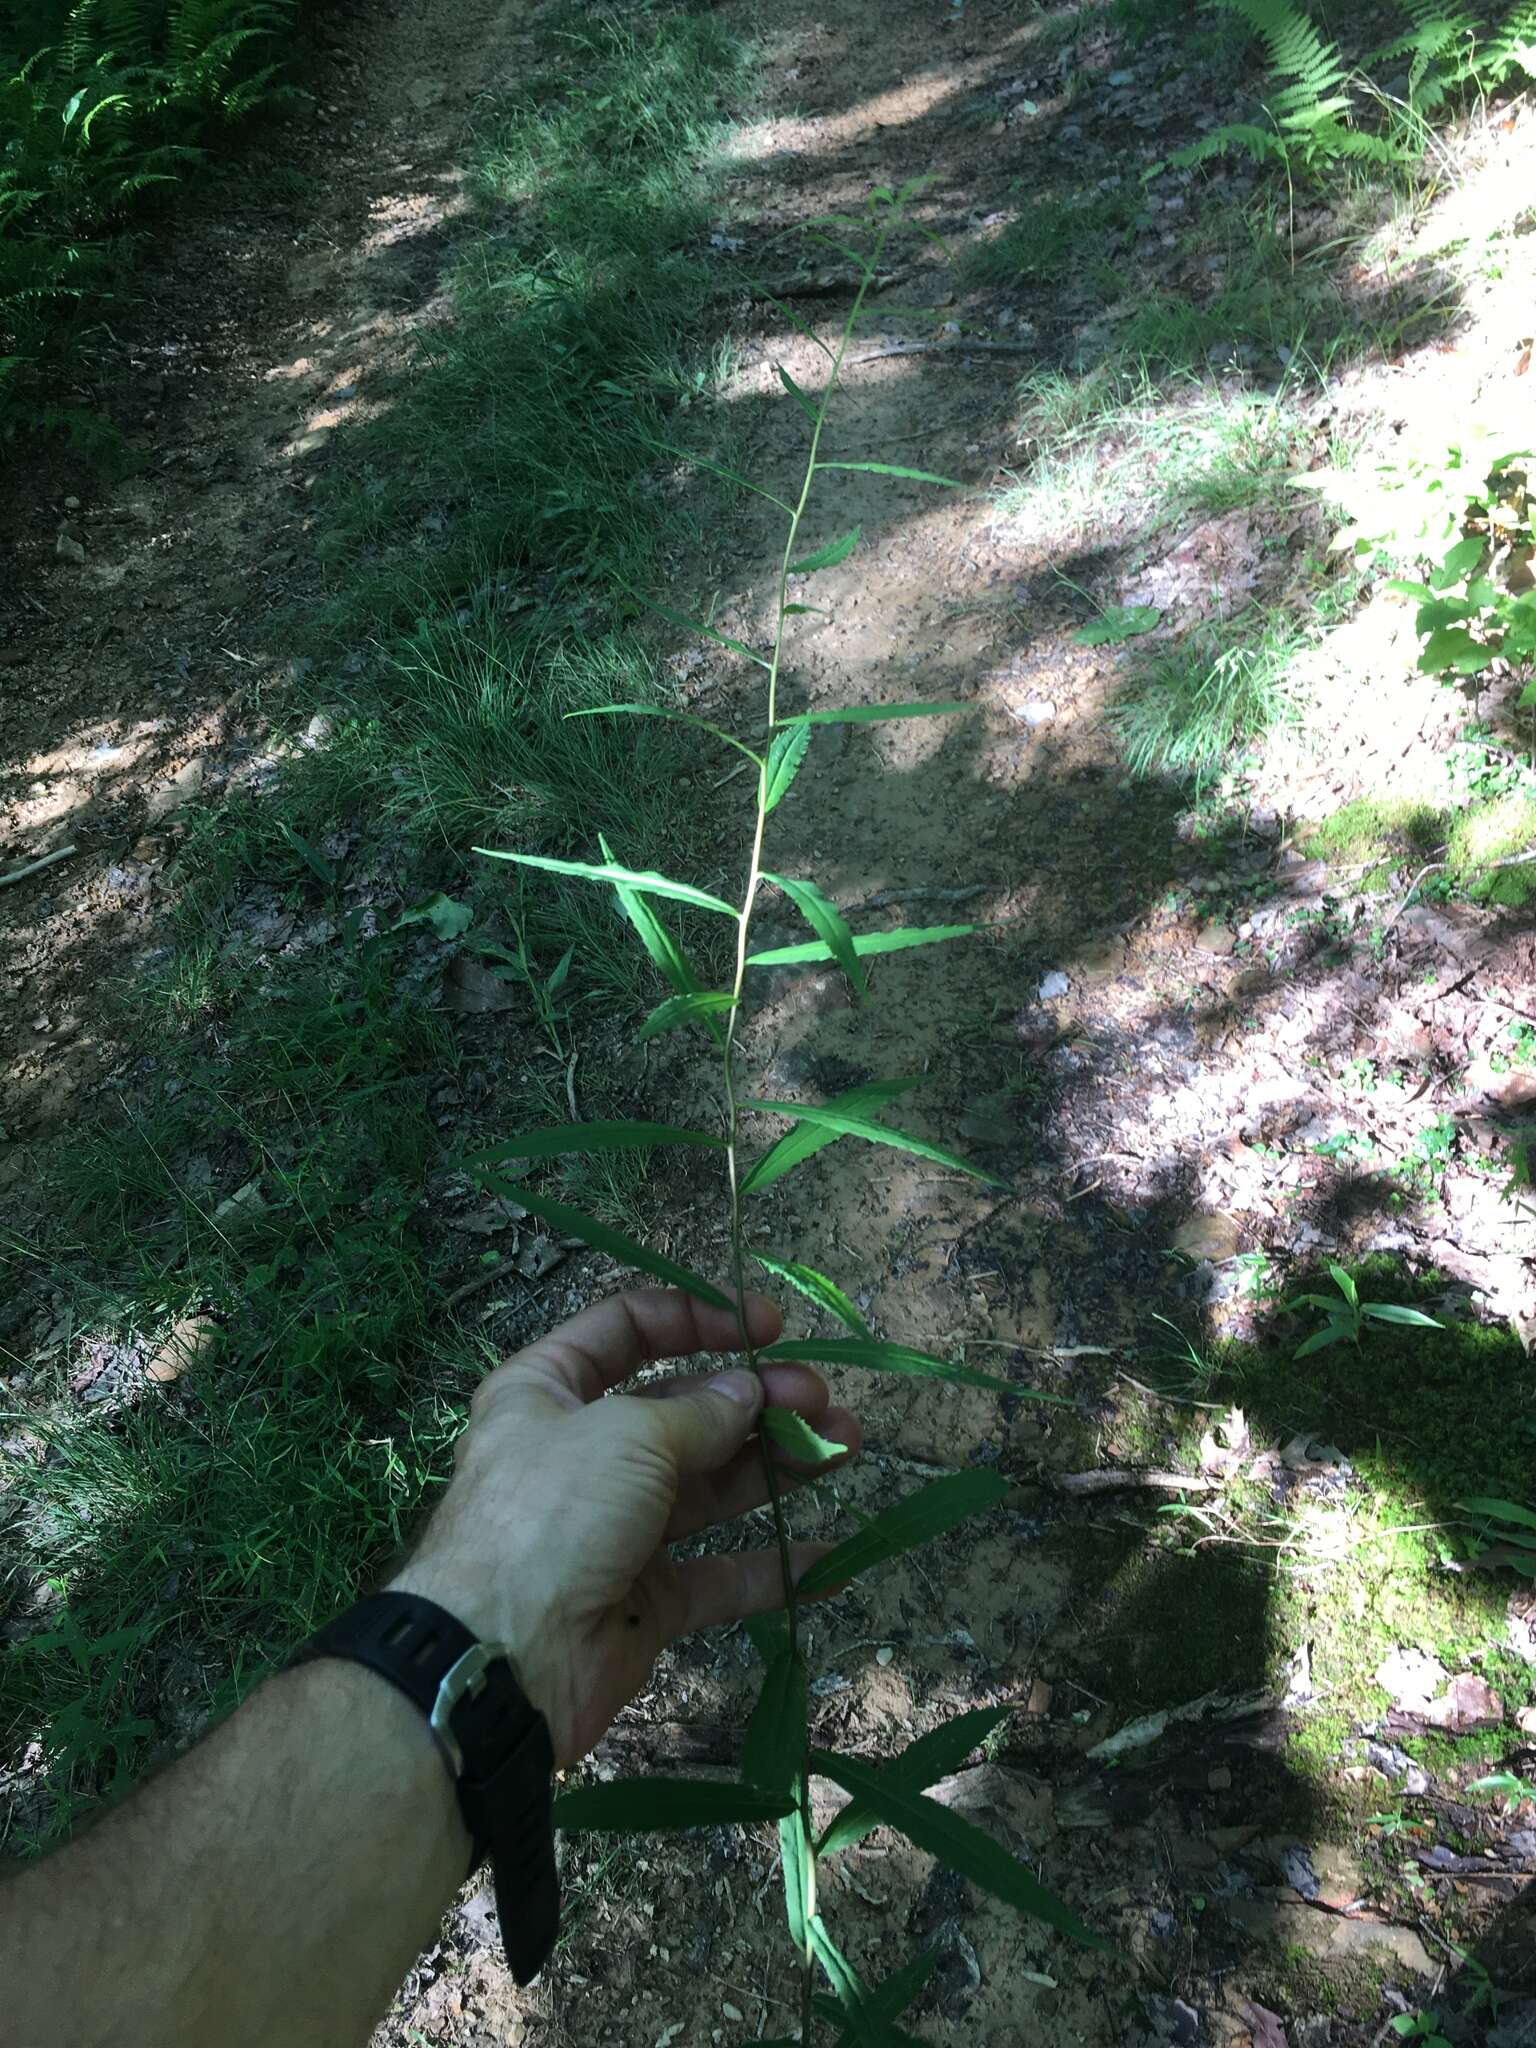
[0, 0, 520, 1135]
[6, 0, 1536, 2042]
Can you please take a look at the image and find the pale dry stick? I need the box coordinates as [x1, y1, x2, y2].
[853, 340, 1038, 363]
[1049, 1469, 1222, 1496]
[716, 212, 899, 2048]
[1383, 849, 1536, 935]
[0, 843, 77, 889]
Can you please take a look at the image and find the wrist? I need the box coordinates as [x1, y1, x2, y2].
[384, 1559, 562, 1740]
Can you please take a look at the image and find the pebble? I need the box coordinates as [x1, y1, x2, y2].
[1014, 697, 1057, 726]
[1038, 969, 1070, 1000]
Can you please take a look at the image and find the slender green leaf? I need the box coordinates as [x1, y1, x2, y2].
[1360, 1302, 1444, 1329]
[809, 1917, 907, 2048]
[643, 436, 794, 512]
[471, 1178, 731, 1309]
[816, 461, 965, 488]
[819, 1706, 1014, 1856]
[278, 821, 337, 887]
[742, 1652, 807, 1794]
[600, 833, 718, 1029]
[753, 1255, 870, 1337]
[744, 278, 837, 361]
[1328, 1263, 1359, 1308]
[476, 849, 738, 918]
[797, 1470, 1009, 1597]
[636, 991, 737, 1042]
[1460, 1497, 1536, 1532]
[554, 1777, 792, 1832]
[780, 1803, 814, 1951]
[764, 721, 812, 815]
[760, 1405, 846, 1466]
[743, 1099, 1008, 1190]
[1294, 1324, 1348, 1358]
[783, 602, 832, 617]
[781, 701, 972, 726]
[745, 1611, 789, 1662]
[841, 1948, 942, 2040]
[790, 526, 862, 574]
[637, 593, 773, 670]
[739, 1078, 921, 1197]
[813, 1749, 1107, 1946]
[764, 873, 867, 1000]
[757, 1336, 1068, 1403]
[564, 703, 763, 764]
[778, 363, 821, 421]
[460, 1122, 722, 1171]
[747, 923, 977, 969]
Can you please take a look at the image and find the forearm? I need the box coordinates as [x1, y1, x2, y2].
[1, 1660, 470, 2048]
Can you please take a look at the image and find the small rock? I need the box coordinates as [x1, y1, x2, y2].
[1519, 1706, 1536, 1737]
[146, 757, 206, 822]
[1195, 920, 1236, 956]
[721, 2003, 743, 2023]
[1013, 697, 1057, 727]
[1026, 1676, 1053, 1716]
[1037, 969, 1070, 1000]
[54, 527, 86, 564]
[1290, 2021, 1334, 2048]
[1423, 1673, 1503, 1732]
[1174, 1211, 1241, 1262]
[302, 706, 341, 748]
[1376, 1646, 1449, 1712]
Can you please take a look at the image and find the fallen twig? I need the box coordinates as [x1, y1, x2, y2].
[1385, 849, 1536, 935]
[1051, 1468, 1220, 1496]
[0, 843, 78, 889]
[854, 340, 1037, 362]
[445, 1261, 521, 1314]
[852, 883, 993, 913]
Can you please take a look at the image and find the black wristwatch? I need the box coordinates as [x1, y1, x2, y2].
[289, 1590, 559, 1984]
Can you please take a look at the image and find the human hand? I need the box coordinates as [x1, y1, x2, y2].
[390, 1288, 860, 1768]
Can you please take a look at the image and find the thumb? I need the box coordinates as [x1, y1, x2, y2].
[649, 1369, 763, 1476]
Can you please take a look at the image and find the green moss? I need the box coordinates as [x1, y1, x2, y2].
[1301, 796, 1445, 867]
[1222, 1291, 1533, 1728]
[1449, 790, 1536, 903]
[1246, 1943, 1384, 2017]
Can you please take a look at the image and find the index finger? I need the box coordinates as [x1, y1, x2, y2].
[514, 1287, 783, 1404]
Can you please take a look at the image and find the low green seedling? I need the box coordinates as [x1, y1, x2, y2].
[1390, 2011, 1451, 2048]
[1284, 1263, 1443, 1359]
[1072, 603, 1161, 646]
[465, 186, 1106, 2038]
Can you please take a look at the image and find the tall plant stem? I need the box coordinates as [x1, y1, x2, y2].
[716, 215, 892, 2047]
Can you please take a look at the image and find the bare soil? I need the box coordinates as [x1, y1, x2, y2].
[6, 1, 1536, 2045]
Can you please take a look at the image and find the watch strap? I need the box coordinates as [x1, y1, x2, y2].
[289, 1591, 558, 1984]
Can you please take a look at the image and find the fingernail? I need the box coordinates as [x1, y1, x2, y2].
[708, 1369, 759, 1406]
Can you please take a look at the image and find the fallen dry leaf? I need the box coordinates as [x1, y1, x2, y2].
[441, 955, 519, 1014]
[144, 1313, 220, 1385]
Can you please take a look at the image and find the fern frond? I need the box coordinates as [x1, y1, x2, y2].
[1170, 120, 1287, 170]
[1484, 0, 1536, 83]
[1216, 0, 1351, 104]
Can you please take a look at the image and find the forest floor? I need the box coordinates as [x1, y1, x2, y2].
[5, 1, 1536, 2045]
